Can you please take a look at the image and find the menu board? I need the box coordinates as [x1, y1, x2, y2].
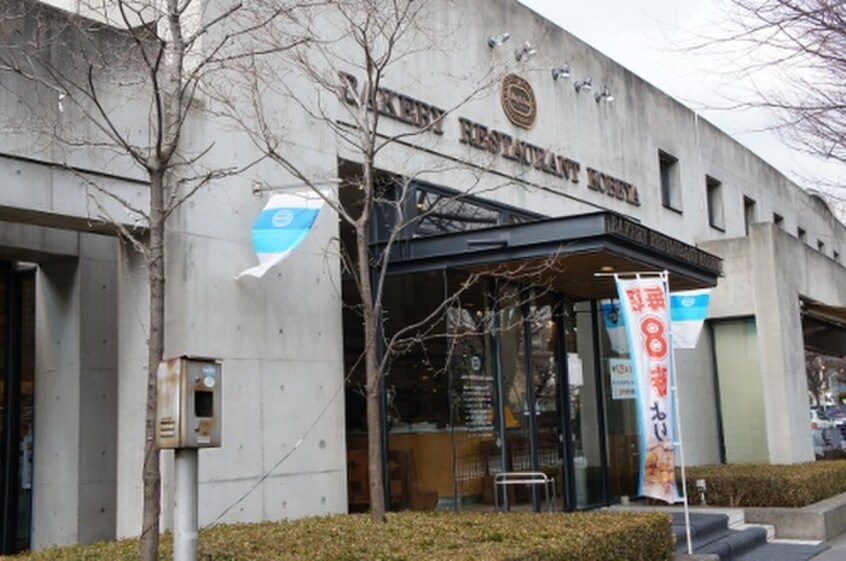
[461, 355, 495, 431]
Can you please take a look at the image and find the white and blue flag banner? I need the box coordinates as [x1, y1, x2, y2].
[670, 289, 711, 350]
[616, 275, 680, 504]
[602, 290, 711, 353]
[237, 191, 324, 279]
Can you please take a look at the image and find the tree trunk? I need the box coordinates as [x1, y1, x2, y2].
[140, 170, 166, 561]
[357, 157, 386, 522]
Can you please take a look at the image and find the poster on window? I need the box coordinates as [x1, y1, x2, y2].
[609, 358, 635, 400]
[615, 275, 680, 504]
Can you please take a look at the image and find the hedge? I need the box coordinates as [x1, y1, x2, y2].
[686, 460, 846, 507]
[0, 511, 674, 561]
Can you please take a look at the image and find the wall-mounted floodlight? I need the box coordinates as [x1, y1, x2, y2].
[487, 32, 511, 48]
[595, 85, 614, 103]
[551, 65, 571, 80]
[515, 41, 538, 62]
[574, 77, 592, 93]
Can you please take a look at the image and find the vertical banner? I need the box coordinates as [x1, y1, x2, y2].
[616, 275, 680, 503]
[671, 289, 711, 349]
[237, 191, 325, 279]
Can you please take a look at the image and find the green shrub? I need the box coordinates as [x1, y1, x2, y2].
[0, 511, 674, 561]
[686, 460, 846, 507]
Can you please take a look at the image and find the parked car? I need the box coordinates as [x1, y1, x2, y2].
[811, 407, 836, 429]
[824, 406, 846, 427]
[811, 407, 844, 455]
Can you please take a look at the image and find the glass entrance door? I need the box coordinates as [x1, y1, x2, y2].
[1, 262, 35, 554]
[493, 288, 566, 512]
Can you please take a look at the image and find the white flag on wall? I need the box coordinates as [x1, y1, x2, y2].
[237, 191, 324, 279]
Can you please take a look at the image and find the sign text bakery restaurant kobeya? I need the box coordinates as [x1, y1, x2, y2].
[337, 72, 641, 207]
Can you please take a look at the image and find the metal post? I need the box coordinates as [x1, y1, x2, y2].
[174, 448, 199, 561]
[672, 347, 693, 555]
[663, 272, 693, 556]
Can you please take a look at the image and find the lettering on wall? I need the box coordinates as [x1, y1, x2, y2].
[337, 72, 641, 207]
[458, 117, 580, 183]
[338, 71, 447, 135]
[587, 168, 640, 206]
[606, 214, 722, 272]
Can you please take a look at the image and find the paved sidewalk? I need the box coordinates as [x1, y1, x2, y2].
[810, 530, 846, 560]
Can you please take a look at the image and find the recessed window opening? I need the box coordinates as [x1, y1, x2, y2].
[743, 196, 756, 236]
[659, 150, 682, 212]
[773, 213, 784, 228]
[706, 175, 724, 230]
[798, 227, 807, 242]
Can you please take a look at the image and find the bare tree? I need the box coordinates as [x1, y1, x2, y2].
[717, 1, 846, 173]
[0, 0, 306, 557]
[214, 0, 562, 522]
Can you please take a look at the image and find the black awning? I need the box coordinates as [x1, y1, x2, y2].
[379, 212, 722, 301]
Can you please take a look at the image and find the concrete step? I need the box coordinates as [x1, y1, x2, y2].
[674, 512, 732, 552]
[733, 541, 828, 561]
[671, 512, 828, 561]
[696, 526, 768, 560]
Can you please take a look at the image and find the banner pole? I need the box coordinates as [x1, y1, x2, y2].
[665, 272, 693, 555]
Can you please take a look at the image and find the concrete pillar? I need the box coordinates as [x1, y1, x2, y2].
[32, 258, 82, 548]
[31, 232, 119, 548]
[115, 244, 150, 538]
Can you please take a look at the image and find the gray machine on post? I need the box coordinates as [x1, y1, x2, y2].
[156, 356, 223, 561]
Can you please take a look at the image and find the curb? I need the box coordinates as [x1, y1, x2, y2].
[744, 490, 846, 541]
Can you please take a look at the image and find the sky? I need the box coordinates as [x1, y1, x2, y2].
[517, 0, 846, 196]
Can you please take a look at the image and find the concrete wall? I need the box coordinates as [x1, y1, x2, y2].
[703, 225, 846, 464]
[113, 133, 347, 536]
[675, 327, 722, 466]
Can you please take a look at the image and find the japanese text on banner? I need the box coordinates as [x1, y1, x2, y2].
[616, 276, 680, 503]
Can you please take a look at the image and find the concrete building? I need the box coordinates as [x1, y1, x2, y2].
[0, 0, 844, 552]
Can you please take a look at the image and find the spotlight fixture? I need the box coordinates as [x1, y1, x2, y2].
[515, 41, 538, 62]
[595, 85, 614, 103]
[574, 77, 592, 93]
[551, 65, 570, 80]
[487, 32, 511, 48]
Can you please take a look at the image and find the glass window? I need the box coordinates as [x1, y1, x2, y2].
[0, 263, 35, 554]
[568, 301, 607, 508]
[597, 300, 639, 503]
[713, 319, 768, 463]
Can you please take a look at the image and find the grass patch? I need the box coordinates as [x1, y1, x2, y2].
[687, 460, 846, 507]
[0, 511, 674, 561]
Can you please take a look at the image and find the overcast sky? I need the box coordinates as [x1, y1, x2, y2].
[517, 0, 846, 194]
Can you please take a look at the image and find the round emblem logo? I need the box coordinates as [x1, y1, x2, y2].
[272, 209, 294, 228]
[501, 74, 536, 129]
[470, 355, 482, 372]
